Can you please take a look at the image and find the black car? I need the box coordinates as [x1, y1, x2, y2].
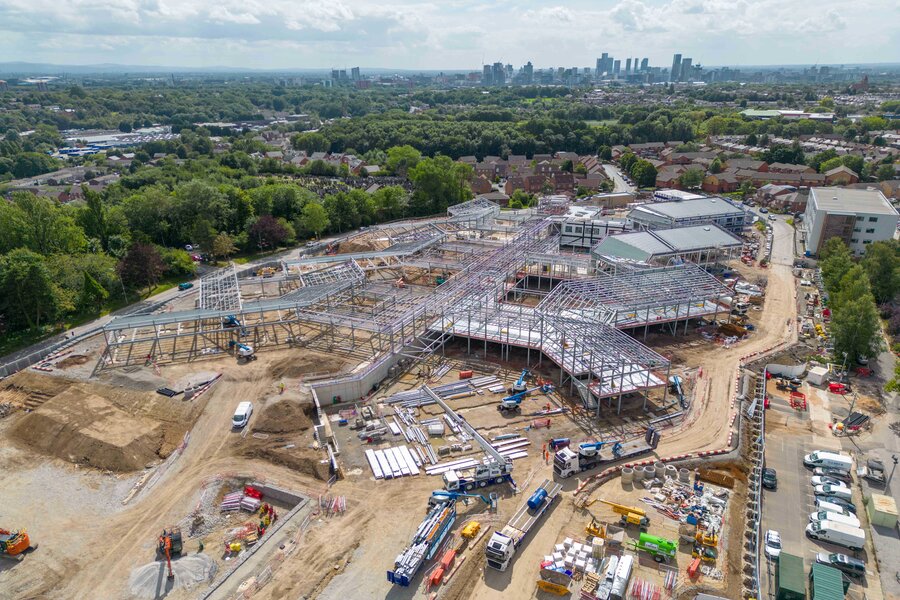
[762, 468, 777, 490]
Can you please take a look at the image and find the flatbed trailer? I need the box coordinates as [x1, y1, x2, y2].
[553, 429, 659, 478]
[485, 479, 562, 571]
[387, 500, 456, 586]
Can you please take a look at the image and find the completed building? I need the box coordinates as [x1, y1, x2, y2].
[628, 197, 748, 234]
[592, 223, 744, 272]
[803, 187, 899, 255]
[671, 54, 682, 82]
[559, 206, 631, 250]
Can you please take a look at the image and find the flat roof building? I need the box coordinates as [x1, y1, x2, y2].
[592, 223, 744, 271]
[628, 196, 748, 234]
[804, 187, 899, 255]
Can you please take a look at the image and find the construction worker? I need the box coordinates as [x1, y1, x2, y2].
[198, 540, 204, 553]
[278, 382, 285, 394]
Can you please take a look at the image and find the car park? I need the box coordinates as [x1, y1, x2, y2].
[815, 552, 866, 579]
[811, 476, 849, 488]
[762, 468, 777, 490]
[764, 530, 782, 560]
[814, 485, 852, 501]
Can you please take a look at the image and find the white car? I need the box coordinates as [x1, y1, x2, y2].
[811, 476, 849, 488]
[764, 530, 782, 560]
[814, 485, 852, 501]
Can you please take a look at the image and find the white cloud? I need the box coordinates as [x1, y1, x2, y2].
[0, 0, 895, 68]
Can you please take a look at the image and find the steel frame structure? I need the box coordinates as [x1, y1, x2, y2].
[198, 263, 242, 311]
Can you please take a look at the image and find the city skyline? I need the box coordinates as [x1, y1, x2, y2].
[0, 0, 897, 71]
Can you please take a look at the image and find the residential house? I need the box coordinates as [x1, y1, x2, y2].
[505, 176, 525, 195]
[767, 162, 814, 174]
[755, 184, 797, 205]
[823, 165, 859, 185]
[524, 174, 548, 194]
[469, 175, 493, 195]
[655, 165, 685, 188]
[552, 172, 575, 193]
[725, 158, 767, 171]
[702, 171, 740, 193]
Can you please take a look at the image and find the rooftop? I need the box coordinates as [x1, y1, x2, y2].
[810, 187, 898, 216]
[631, 197, 744, 221]
[593, 223, 743, 261]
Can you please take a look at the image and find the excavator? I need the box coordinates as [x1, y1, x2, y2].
[157, 527, 183, 580]
[598, 499, 650, 530]
[0, 528, 37, 561]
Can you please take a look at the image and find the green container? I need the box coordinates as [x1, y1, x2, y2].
[775, 553, 806, 600]
[809, 563, 846, 599]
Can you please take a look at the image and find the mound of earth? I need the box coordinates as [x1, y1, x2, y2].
[268, 351, 347, 380]
[242, 442, 331, 481]
[54, 354, 90, 369]
[252, 399, 313, 434]
[10, 387, 167, 471]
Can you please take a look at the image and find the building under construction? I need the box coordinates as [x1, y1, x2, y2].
[97, 199, 738, 414]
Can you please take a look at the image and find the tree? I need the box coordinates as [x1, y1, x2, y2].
[876, 164, 895, 181]
[407, 156, 473, 216]
[79, 271, 108, 313]
[745, 133, 758, 146]
[709, 158, 723, 174]
[619, 152, 637, 173]
[371, 186, 407, 222]
[118, 121, 133, 133]
[291, 132, 329, 152]
[0, 249, 63, 330]
[598, 145, 612, 161]
[117, 243, 166, 297]
[630, 160, 658, 188]
[79, 186, 109, 251]
[248, 215, 289, 250]
[12, 152, 59, 178]
[678, 167, 704, 189]
[862, 240, 900, 304]
[211, 232, 237, 261]
[385, 145, 422, 176]
[820, 238, 854, 291]
[830, 295, 882, 364]
[300, 202, 329, 239]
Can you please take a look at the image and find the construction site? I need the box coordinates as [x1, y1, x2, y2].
[0, 196, 800, 600]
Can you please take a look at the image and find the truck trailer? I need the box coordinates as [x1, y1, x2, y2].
[485, 479, 562, 571]
[553, 428, 659, 478]
[387, 499, 456, 586]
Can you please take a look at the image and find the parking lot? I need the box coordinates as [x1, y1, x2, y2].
[760, 392, 882, 599]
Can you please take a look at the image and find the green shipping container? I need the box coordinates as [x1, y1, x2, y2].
[776, 553, 806, 600]
[809, 563, 846, 600]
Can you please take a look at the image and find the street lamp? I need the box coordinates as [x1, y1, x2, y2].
[887, 454, 898, 490]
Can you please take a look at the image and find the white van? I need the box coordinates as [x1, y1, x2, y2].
[804, 451, 853, 471]
[815, 500, 852, 516]
[808, 511, 861, 528]
[805, 521, 865, 551]
[232, 401, 253, 428]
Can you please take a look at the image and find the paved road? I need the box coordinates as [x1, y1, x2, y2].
[602, 163, 636, 193]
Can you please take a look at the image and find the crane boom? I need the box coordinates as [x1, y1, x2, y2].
[422, 386, 505, 465]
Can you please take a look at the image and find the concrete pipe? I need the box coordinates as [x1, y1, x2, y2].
[644, 466, 656, 480]
[666, 465, 678, 479]
[654, 462, 665, 478]
[678, 468, 690, 483]
[621, 467, 634, 484]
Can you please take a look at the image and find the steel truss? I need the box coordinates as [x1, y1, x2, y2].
[198, 263, 242, 311]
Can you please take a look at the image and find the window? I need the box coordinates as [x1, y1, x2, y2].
[856, 216, 864, 221]
[851, 238, 859, 243]
[564, 225, 572, 233]
[869, 217, 878, 222]
[863, 240, 872, 244]
[574, 227, 583, 234]
[865, 228, 875, 234]
[853, 228, 861, 233]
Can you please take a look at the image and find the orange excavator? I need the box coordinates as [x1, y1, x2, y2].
[0, 528, 37, 561]
[156, 527, 183, 579]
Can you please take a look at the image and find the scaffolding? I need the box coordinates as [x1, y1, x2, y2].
[198, 263, 242, 312]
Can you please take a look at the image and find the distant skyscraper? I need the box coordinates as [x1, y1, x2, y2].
[633, 58, 638, 73]
[625, 58, 632, 74]
[613, 60, 621, 76]
[492, 62, 506, 85]
[351, 66, 360, 81]
[680, 58, 692, 81]
[524, 61, 534, 84]
[482, 64, 492, 85]
[640, 58, 649, 72]
[671, 53, 682, 82]
[596, 57, 602, 74]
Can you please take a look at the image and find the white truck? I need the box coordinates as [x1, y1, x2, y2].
[553, 428, 659, 478]
[485, 479, 562, 571]
[805, 520, 865, 551]
[803, 451, 853, 471]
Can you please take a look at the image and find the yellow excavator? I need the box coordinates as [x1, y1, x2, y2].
[598, 499, 650, 530]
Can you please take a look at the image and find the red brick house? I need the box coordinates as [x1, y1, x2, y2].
[824, 165, 859, 185]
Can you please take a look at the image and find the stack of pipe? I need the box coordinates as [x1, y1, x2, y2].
[220, 491, 243, 512]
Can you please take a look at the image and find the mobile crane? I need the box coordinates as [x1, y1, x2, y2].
[427, 490, 497, 511]
[598, 499, 650, 529]
[422, 386, 516, 493]
[156, 527, 183, 580]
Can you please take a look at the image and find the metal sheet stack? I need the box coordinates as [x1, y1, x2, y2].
[365, 445, 422, 479]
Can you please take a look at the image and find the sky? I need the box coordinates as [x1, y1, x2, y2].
[0, 0, 898, 71]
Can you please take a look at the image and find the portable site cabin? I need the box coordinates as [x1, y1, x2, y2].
[776, 552, 806, 600]
[809, 562, 847, 600]
[867, 492, 898, 527]
[807, 366, 829, 386]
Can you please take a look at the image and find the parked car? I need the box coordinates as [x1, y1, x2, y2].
[814, 485, 852, 501]
[762, 468, 777, 490]
[177, 282, 194, 291]
[817, 496, 856, 513]
[759, 207, 769, 213]
[768, 215, 777, 221]
[815, 553, 866, 579]
[764, 530, 782, 560]
[811, 476, 849, 488]
[815, 499, 853, 516]
[813, 467, 852, 483]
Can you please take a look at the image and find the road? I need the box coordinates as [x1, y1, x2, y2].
[602, 163, 636, 193]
